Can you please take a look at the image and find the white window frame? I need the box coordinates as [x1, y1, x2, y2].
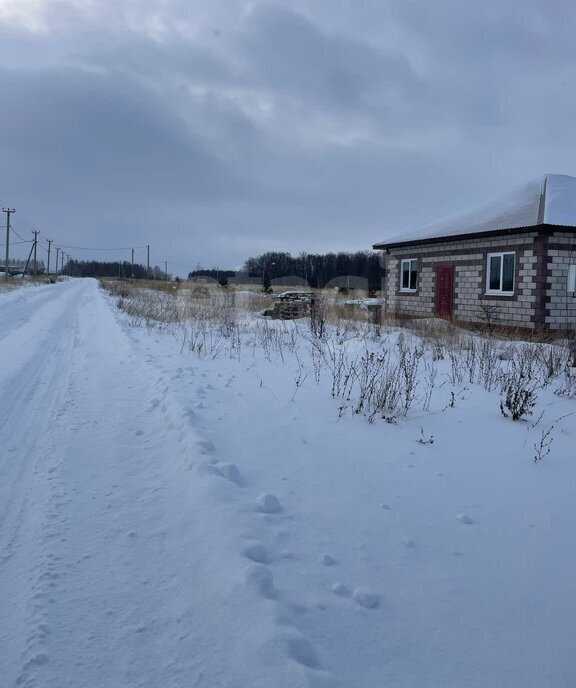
[486, 252, 515, 295]
[568, 265, 576, 293]
[400, 258, 418, 292]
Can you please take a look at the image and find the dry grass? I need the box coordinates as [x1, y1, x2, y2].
[101, 279, 379, 321]
[102, 277, 179, 295]
[0, 274, 59, 293]
[101, 276, 576, 423]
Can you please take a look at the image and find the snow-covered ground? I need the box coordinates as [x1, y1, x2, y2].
[1, 278, 575, 687]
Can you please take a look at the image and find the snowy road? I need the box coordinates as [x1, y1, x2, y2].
[1, 279, 576, 688]
[0, 280, 319, 688]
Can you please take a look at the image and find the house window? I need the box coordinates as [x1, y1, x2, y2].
[486, 252, 515, 294]
[568, 265, 576, 293]
[400, 259, 418, 291]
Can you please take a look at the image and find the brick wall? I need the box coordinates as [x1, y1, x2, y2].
[383, 232, 542, 329]
[545, 232, 576, 330]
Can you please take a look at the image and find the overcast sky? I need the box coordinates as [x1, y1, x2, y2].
[1, 0, 575, 274]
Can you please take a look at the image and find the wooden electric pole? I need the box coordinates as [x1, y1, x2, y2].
[55, 247, 60, 275]
[32, 230, 39, 275]
[2, 207, 14, 280]
[46, 240, 52, 276]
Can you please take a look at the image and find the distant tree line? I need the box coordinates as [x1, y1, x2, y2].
[240, 251, 384, 290]
[186, 268, 236, 284]
[6, 258, 46, 274]
[68, 260, 169, 280]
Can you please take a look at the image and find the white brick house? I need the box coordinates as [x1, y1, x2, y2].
[373, 174, 576, 333]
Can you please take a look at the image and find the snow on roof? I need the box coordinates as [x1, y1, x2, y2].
[543, 174, 576, 225]
[374, 174, 576, 249]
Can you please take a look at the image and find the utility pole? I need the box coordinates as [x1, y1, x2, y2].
[147, 245, 150, 280]
[22, 241, 35, 277]
[2, 207, 14, 280]
[55, 247, 60, 275]
[131, 248, 134, 278]
[32, 230, 39, 275]
[46, 240, 52, 276]
[165, 261, 168, 281]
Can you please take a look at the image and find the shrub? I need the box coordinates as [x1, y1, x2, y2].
[309, 298, 328, 339]
[500, 374, 537, 421]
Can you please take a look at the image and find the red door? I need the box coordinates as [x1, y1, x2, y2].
[435, 265, 454, 318]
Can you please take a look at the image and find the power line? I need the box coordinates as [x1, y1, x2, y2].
[2, 204, 166, 277]
[0, 240, 33, 247]
[9, 225, 32, 243]
[165, 260, 195, 268]
[0, 205, 38, 235]
[12, 211, 37, 232]
[53, 243, 149, 251]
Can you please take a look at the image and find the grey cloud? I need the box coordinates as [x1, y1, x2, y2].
[76, 33, 234, 86]
[387, 0, 576, 128]
[0, 66, 246, 205]
[1, 0, 576, 272]
[235, 5, 509, 138]
[395, 0, 575, 70]
[239, 4, 424, 114]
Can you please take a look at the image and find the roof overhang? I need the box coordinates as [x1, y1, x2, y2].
[372, 223, 576, 252]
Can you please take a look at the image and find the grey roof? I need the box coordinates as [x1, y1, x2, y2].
[373, 173, 576, 249]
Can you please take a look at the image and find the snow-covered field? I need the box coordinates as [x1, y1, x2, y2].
[1, 278, 575, 688]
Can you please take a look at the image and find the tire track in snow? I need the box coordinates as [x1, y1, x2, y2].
[0, 285, 69, 344]
[0, 282, 81, 565]
[0, 282, 87, 687]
